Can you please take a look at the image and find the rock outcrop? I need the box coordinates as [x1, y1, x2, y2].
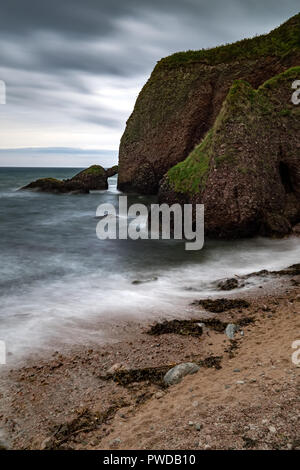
[117, 14, 300, 194]
[160, 67, 300, 237]
[106, 165, 118, 178]
[21, 165, 117, 194]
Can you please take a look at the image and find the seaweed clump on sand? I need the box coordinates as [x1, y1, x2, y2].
[193, 298, 250, 313]
[147, 319, 203, 337]
[100, 365, 173, 387]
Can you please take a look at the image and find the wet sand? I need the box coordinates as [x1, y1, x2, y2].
[0, 268, 299, 450]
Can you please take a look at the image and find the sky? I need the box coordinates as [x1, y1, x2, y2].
[0, 0, 299, 167]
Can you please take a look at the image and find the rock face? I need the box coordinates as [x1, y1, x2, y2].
[22, 165, 109, 194]
[160, 67, 300, 237]
[117, 14, 300, 196]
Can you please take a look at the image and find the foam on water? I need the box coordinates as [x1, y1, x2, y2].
[0, 168, 299, 364]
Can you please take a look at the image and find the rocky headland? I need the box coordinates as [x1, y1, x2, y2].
[117, 13, 300, 238]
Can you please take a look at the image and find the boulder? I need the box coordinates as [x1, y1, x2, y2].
[160, 67, 300, 238]
[163, 362, 200, 385]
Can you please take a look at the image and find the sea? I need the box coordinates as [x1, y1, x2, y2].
[0, 167, 299, 364]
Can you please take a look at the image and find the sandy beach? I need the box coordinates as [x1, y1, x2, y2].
[0, 264, 299, 450]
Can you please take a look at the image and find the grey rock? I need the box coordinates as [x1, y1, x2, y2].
[163, 362, 200, 386]
[225, 323, 238, 339]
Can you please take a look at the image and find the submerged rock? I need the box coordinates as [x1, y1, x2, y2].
[217, 278, 240, 291]
[131, 276, 158, 285]
[21, 165, 108, 194]
[163, 362, 200, 386]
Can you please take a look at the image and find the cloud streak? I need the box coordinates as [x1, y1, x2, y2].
[0, 0, 299, 165]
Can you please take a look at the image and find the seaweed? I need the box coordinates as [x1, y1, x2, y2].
[193, 298, 250, 313]
[147, 319, 203, 337]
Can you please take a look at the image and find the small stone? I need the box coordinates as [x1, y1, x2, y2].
[40, 437, 53, 450]
[192, 400, 199, 407]
[163, 362, 200, 386]
[268, 426, 276, 433]
[188, 421, 194, 426]
[107, 363, 125, 374]
[233, 369, 240, 372]
[155, 392, 164, 399]
[195, 423, 202, 431]
[236, 380, 245, 384]
[110, 438, 121, 446]
[225, 323, 238, 339]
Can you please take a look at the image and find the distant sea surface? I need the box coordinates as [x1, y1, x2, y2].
[0, 167, 299, 363]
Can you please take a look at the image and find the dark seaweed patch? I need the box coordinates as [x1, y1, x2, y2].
[147, 319, 203, 337]
[100, 365, 172, 387]
[193, 298, 250, 313]
[44, 404, 125, 450]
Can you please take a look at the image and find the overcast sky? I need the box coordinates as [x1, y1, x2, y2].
[0, 0, 298, 167]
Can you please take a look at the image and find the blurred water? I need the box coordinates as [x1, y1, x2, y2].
[0, 167, 299, 363]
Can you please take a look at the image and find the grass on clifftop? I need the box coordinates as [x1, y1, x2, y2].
[166, 66, 300, 195]
[75, 165, 106, 177]
[156, 13, 299, 69]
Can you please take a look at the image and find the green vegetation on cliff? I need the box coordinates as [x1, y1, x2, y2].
[167, 130, 212, 193]
[156, 13, 300, 69]
[74, 165, 106, 177]
[166, 66, 300, 195]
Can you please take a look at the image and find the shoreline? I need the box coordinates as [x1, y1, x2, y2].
[0, 265, 299, 450]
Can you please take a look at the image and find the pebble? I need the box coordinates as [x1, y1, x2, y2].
[236, 380, 245, 384]
[195, 423, 202, 431]
[225, 323, 238, 339]
[268, 426, 276, 433]
[110, 438, 121, 446]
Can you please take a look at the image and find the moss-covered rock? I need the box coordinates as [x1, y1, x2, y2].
[21, 165, 108, 194]
[160, 67, 300, 237]
[117, 13, 300, 194]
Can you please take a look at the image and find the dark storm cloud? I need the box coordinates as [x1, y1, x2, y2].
[1, 1, 299, 77]
[0, 0, 299, 153]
